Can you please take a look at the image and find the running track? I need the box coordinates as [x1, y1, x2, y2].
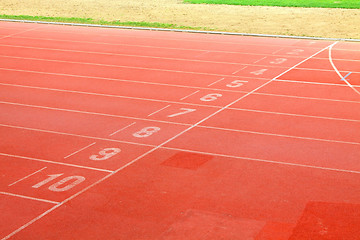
[0, 21, 359, 240]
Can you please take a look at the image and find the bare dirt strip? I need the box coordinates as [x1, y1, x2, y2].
[1, 0, 359, 39]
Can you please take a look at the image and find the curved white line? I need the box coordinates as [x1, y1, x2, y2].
[329, 42, 360, 96]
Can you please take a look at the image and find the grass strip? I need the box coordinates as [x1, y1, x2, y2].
[0, 14, 207, 30]
[184, 0, 360, 9]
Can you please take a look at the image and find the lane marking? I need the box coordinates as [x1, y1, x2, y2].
[232, 66, 247, 75]
[329, 43, 360, 96]
[0, 82, 220, 108]
[161, 147, 360, 175]
[0, 191, 60, 204]
[207, 78, 226, 87]
[179, 90, 200, 100]
[147, 105, 171, 117]
[253, 56, 267, 64]
[0, 28, 327, 50]
[2, 81, 360, 111]
[1, 40, 358, 63]
[109, 122, 137, 136]
[8, 167, 47, 187]
[0, 26, 44, 41]
[2, 98, 360, 146]
[251, 91, 360, 104]
[271, 48, 284, 54]
[3, 53, 358, 76]
[0, 65, 359, 99]
[63, 142, 97, 159]
[201, 125, 360, 145]
[0, 123, 154, 147]
[0, 44, 294, 67]
[0, 153, 113, 173]
[0, 100, 190, 125]
[1, 118, 360, 152]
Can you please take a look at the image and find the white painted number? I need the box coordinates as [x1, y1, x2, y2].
[286, 49, 304, 55]
[32, 174, 63, 189]
[133, 126, 160, 138]
[200, 93, 222, 102]
[226, 80, 246, 88]
[32, 174, 85, 192]
[250, 69, 268, 76]
[167, 108, 196, 118]
[270, 58, 287, 64]
[89, 148, 121, 161]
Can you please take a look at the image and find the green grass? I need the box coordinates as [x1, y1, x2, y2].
[0, 14, 207, 30]
[184, 0, 360, 9]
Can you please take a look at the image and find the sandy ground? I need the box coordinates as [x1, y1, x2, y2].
[1, 0, 359, 39]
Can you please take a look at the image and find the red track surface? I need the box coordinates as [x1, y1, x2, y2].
[0, 21, 360, 240]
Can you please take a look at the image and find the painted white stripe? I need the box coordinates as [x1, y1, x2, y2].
[109, 122, 136, 136]
[0, 66, 359, 98]
[0, 100, 189, 125]
[1, 80, 360, 110]
[147, 105, 171, 117]
[232, 66, 248, 75]
[1, 99, 360, 141]
[2, 45, 357, 75]
[207, 78, 226, 87]
[1, 40, 358, 63]
[0, 191, 59, 204]
[63, 142, 97, 159]
[179, 90, 200, 100]
[0, 153, 113, 173]
[161, 147, 360, 175]
[8, 167, 47, 186]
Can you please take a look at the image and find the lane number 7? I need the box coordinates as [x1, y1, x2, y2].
[167, 108, 196, 118]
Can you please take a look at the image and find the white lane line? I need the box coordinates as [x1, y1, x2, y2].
[2, 98, 360, 137]
[63, 142, 97, 159]
[109, 122, 136, 136]
[275, 78, 360, 88]
[2, 80, 360, 109]
[0, 123, 154, 148]
[0, 191, 60, 205]
[0, 26, 43, 41]
[329, 43, 360, 96]
[160, 147, 360, 175]
[0, 29, 320, 49]
[1, 65, 359, 98]
[179, 90, 200, 101]
[8, 167, 47, 187]
[207, 78, 225, 87]
[0, 100, 190, 125]
[253, 56, 267, 64]
[251, 91, 360, 104]
[0, 82, 218, 108]
[201, 125, 360, 145]
[147, 105, 171, 117]
[2, 117, 360, 148]
[0, 153, 113, 173]
[0, 54, 242, 78]
[228, 107, 360, 123]
[0, 44, 285, 67]
[232, 66, 248, 75]
[2, 41, 358, 63]
[272, 48, 284, 54]
[3, 53, 352, 75]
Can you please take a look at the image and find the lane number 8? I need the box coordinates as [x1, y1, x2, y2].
[133, 127, 160, 138]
